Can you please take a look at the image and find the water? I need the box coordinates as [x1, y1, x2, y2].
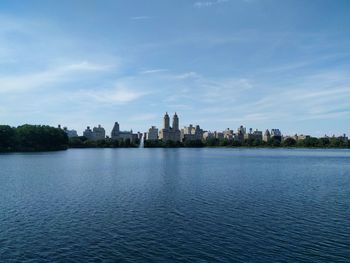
[0, 148, 350, 262]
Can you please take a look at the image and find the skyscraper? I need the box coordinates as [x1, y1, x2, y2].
[164, 112, 170, 130]
[159, 112, 181, 142]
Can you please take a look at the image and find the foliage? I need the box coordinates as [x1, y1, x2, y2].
[0, 125, 16, 151]
[183, 139, 204, 147]
[145, 137, 349, 149]
[282, 138, 297, 147]
[68, 137, 139, 148]
[0, 124, 68, 152]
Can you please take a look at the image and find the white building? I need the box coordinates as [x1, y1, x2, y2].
[181, 124, 203, 141]
[263, 129, 271, 142]
[223, 128, 234, 140]
[203, 131, 215, 140]
[146, 126, 158, 140]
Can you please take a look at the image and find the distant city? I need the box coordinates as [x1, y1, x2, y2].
[59, 112, 349, 144]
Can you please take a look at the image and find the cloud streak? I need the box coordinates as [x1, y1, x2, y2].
[130, 16, 151, 20]
[0, 61, 114, 93]
[194, 0, 229, 8]
[140, 69, 169, 74]
[82, 85, 148, 104]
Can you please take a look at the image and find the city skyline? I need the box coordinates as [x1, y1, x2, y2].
[62, 112, 347, 140]
[0, 1, 349, 136]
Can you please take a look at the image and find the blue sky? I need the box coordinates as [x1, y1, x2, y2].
[0, 0, 349, 136]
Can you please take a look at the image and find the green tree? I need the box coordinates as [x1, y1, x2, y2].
[267, 138, 281, 147]
[15, 125, 68, 151]
[283, 138, 297, 147]
[0, 125, 16, 151]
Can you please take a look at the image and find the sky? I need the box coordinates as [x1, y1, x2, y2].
[0, 0, 349, 136]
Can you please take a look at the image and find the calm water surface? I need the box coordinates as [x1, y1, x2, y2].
[0, 148, 350, 262]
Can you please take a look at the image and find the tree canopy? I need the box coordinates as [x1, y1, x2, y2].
[0, 124, 68, 152]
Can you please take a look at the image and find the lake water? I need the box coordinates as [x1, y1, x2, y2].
[0, 148, 350, 262]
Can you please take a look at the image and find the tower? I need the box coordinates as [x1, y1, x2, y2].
[164, 112, 170, 130]
[111, 122, 120, 139]
[172, 112, 179, 131]
[263, 129, 271, 142]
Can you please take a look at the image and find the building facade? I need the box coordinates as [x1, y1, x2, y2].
[92, 125, 106, 140]
[63, 127, 78, 138]
[223, 128, 234, 140]
[244, 128, 263, 141]
[159, 113, 181, 142]
[83, 126, 94, 140]
[236, 125, 246, 142]
[271, 129, 282, 142]
[263, 129, 271, 142]
[83, 125, 106, 140]
[146, 126, 159, 140]
[111, 121, 137, 142]
[181, 124, 203, 141]
[203, 131, 215, 140]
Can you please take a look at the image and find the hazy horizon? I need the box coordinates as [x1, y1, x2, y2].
[0, 0, 349, 136]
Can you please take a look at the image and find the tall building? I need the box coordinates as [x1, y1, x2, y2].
[237, 125, 246, 135]
[236, 125, 246, 142]
[111, 121, 137, 142]
[181, 124, 203, 141]
[173, 113, 179, 130]
[92, 125, 106, 140]
[263, 129, 271, 142]
[146, 126, 159, 140]
[223, 128, 234, 140]
[164, 112, 170, 129]
[83, 126, 93, 140]
[244, 128, 263, 141]
[111, 122, 120, 139]
[159, 112, 181, 142]
[252, 129, 263, 140]
[203, 131, 215, 140]
[214, 131, 224, 139]
[271, 129, 282, 142]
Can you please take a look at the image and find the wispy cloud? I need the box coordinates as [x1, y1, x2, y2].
[130, 16, 151, 20]
[140, 69, 169, 74]
[83, 85, 148, 104]
[0, 61, 114, 93]
[173, 71, 200, 79]
[194, 0, 229, 8]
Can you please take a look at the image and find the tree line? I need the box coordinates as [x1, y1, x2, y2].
[68, 137, 140, 148]
[0, 124, 141, 152]
[145, 137, 350, 148]
[0, 125, 68, 152]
